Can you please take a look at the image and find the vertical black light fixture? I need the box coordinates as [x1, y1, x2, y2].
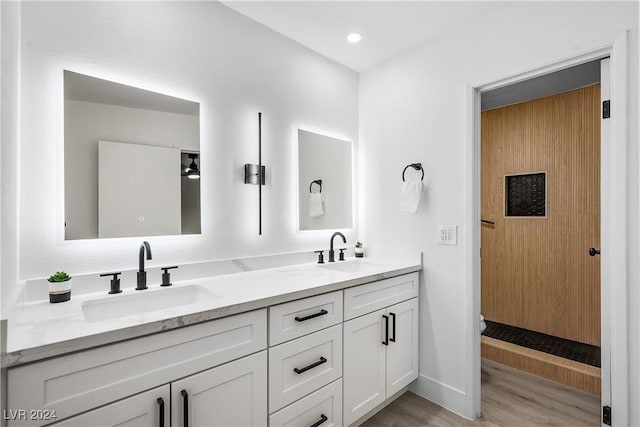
[244, 112, 265, 235]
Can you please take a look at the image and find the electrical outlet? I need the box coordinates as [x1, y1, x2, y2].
[438, 225, 457, 245]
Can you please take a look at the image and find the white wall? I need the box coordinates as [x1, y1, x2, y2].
[1, 1, 358, 306]
[359, 1, 638, 422]
[1, 1, 21, 317]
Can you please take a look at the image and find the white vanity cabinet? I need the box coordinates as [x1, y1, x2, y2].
[342, 273, 419, 426]
[6, 268, 421, 427]
[7, 309, 267, 427]
[48, 352, 267, 427]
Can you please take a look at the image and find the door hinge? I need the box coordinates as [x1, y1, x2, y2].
[603, 405, 611, 425]
[603, 100, 610, 119]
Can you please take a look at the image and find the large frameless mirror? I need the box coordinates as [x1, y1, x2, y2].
[64, 70, 201, 240]
[297, 129, 353, 231]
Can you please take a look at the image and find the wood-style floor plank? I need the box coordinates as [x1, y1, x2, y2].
[361, 359, 600, 426]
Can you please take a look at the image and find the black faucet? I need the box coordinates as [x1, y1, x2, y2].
[328, 232, 346, 262]
[136, 241, 152, 290]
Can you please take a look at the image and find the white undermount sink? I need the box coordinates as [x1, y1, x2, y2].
[318, 260, 379, 274]
[82, 284, 216, 322]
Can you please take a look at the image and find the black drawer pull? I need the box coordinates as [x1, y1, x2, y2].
[181, 389, 189, 427]
[390, 312, 396, 343]
[382, 315, 389, 345]
[310, 414, 328, 427]
[294, 357, 327, 374]
[295, 309, 328, 322]
[157, 397, 165, 427]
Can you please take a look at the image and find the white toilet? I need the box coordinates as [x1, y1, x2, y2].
[480, 314, 487, 334]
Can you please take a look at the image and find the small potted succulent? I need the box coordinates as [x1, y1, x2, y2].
[355, 241, 364, 258]
[48, 271, 72, 303]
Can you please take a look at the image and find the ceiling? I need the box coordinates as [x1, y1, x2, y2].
[221, 1, 501, 72]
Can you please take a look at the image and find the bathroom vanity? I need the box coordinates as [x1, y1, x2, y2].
[4, 259, 420, 427]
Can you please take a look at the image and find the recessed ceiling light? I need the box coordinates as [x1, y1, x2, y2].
[347, 33, 362, 44]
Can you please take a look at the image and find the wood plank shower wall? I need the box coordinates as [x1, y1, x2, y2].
[481, 84, 600, 346]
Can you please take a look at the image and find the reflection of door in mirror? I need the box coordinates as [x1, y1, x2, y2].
[64, 70, 201, 240]
[99, 141, 181, 238]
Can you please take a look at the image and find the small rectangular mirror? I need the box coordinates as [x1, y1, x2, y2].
[297, 129, 353, 231]
[64, 70, 201, 240]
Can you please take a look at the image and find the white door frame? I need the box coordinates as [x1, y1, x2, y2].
[466, 32, 629, 425]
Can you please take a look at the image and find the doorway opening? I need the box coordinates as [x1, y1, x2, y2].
[469, 34, 629, 425]
[470, 52, 617, 424]
[480, 58, 603, 399]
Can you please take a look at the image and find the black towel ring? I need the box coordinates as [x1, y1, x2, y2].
[309, 179, 323, 193]
[402, 163, 424, 182]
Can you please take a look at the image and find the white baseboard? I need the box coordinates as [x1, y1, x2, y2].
[410, 373, 471, 420]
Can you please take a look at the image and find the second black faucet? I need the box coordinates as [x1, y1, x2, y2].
[137, 241, 152, 290]
[328, 232, 346, 262]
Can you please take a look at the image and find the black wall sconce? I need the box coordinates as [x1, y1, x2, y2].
[244, 112, 266, 235]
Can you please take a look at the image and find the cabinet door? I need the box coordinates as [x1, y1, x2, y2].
[171, 351, 267, 427]
[51, 385, 169, 427]
[386, 298, 419, 397]
[343, 309, 386, 426]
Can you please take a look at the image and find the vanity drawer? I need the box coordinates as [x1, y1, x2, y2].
[344, 272, 418, 320]
[269, 290, 343, 345]
[7, 309, 267, 426]
[269, 379, 342, 427]
[269, 324, 342, 413]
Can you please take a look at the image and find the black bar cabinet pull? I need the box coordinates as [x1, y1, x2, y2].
[310, 414, 329, 427]
[389, 312, 396, 342]
[181, 390, 189, 427]
[382, 315, 389, 345]
[295, 309, 328, 322]
[156, 397, 165, 427]
[294, 357, 327, 374]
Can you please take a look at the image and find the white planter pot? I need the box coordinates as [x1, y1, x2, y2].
[355, 247, 364, 258]
[49, 279, 72, 303]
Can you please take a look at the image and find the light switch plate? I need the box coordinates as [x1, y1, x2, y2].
[438, 225, 457, 245]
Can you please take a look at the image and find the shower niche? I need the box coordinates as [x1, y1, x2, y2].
[504, 172, 546, 217]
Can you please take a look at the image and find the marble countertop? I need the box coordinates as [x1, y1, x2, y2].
[3, 257, 421, 368]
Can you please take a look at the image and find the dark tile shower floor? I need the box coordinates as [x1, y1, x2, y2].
[482, 320, 601, 368]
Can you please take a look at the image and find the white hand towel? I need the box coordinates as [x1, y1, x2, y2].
[309, 192, 325, 217]
[400, 180, 423, 213]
